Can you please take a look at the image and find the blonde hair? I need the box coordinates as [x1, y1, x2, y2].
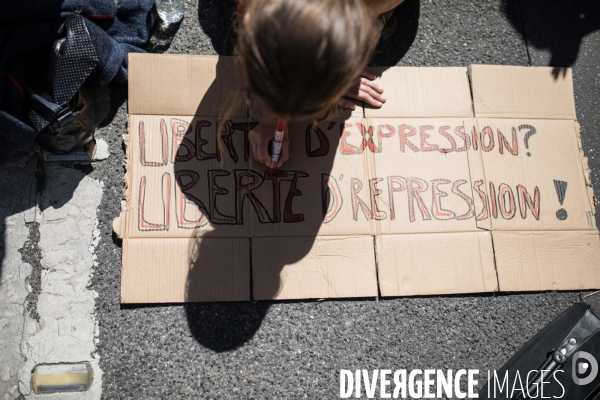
[237, 0, 379, 121]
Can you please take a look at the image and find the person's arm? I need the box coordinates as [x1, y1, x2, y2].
[339, 0, 406, 110]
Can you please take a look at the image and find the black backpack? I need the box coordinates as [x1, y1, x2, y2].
[27, 12, 98, 155]
[0, 0, 156, 163]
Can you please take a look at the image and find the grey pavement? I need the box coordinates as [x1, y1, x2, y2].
[1, 0, 599, 399]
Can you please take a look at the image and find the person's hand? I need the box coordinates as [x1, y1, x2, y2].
[248, 117, 290, 168]
[339, 71, 386, 109]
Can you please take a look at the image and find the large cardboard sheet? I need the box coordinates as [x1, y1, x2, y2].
[114, 54, 600, 303]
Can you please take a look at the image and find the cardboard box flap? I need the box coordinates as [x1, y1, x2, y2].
[367, 117, 489, 234]
[128, 54, 247, 117]
[120, 114, 252, 239]
[377, 231, 497, 297]
[494, 231, 600, 291]
[252, 236, 378, 300]
[472, 118, 595, 231]
[364, 67, 473, 118]
[247, 117, 389, 238]
[121, 237, 250, 303]
[471, 65, 576, 120]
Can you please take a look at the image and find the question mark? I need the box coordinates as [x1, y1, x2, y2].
[519, 124, 537, 157]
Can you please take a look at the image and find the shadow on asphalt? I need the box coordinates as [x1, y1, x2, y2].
[185, 301, 271, 352]
[182, 1, 420, 353]
[502, 0, 600, 78]
[178, 56, 345, 352]
[197, 0, 237, 56]
[371, 0, 420, 67]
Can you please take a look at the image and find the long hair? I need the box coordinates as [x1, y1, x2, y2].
[236, 0, 379, 121]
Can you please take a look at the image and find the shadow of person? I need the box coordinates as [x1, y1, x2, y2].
[370, 0, 420, 67]
[180, 0, 419, 351]
[197, 0, 237, 55]
[176, 56, 351, 352]
[501, 0, 600, 78]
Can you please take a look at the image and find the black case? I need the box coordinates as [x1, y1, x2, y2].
[479, 303, 600, 400]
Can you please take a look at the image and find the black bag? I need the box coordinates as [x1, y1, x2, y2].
[479, 303, 600, 400]
[27, 11, 98, 155]
[0, 0, 156, 163]
[33, 87, 96, 154]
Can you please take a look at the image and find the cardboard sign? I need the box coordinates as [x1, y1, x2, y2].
[114, 54, 600, 303]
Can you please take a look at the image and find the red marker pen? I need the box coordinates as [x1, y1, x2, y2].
[269, 118, 285, 174]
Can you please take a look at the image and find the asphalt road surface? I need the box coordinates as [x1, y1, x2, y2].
[5, 0, 600, 399]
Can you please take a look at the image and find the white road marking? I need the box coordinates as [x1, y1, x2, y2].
[14, 164, 104, 399]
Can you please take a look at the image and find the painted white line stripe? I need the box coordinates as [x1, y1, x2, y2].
[18, 166, 103, 399]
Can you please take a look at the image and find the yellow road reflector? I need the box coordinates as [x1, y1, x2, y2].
[31, 363, 93, 394]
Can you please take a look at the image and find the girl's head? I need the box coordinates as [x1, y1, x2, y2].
[237, 0, 379, 121]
